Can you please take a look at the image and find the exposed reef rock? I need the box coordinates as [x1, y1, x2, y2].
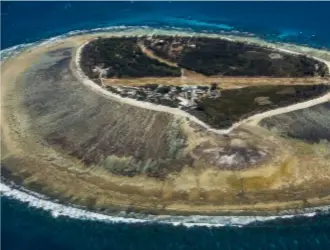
[260, 102, 330, 143]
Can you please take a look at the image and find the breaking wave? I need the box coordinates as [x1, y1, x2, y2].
[1, 181, 329, 228]
[0, 25, 136, 61]
[1, 24, 255, 62]
[164, 17, 234, 30]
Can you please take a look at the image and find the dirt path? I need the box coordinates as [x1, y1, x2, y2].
[138, 42, 207, 79]
[103, 76, 328, 88]
[138, 42, 179, 68]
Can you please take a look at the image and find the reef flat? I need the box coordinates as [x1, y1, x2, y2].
[260, 102, 330, 143]
[1, 29, 330, 216]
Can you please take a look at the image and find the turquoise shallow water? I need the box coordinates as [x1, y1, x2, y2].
[2, 1, 330, 49]
[1, 2, 330, 249]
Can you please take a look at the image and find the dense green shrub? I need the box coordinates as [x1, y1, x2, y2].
[80, 37, 181, 79]
[190, 84, 330, 129]
[143, 36, 328, 77]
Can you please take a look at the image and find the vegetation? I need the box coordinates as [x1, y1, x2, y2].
[80, 37, 181, 79]
[81, 36, 328, 78]
[142, 36, 329, 77]
[189, 84, 330, 129]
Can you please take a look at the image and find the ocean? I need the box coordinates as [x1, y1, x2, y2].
[1, 1, 330, 250]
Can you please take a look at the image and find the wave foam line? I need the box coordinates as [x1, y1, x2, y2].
[0, 42, 36, 61]
[0, 25, 139, 62]
[1, 182, 329, 228]
[1, 24, 254, 63]
[165, 17, 234, 30]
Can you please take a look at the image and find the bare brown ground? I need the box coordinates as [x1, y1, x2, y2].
[138, 43, 179, 68]
[103, 76, 329, 89]
[2, 33, 330, 215]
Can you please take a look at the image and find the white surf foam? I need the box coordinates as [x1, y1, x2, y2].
[0, 24, 251, 63]
[0, 25, 137, 62]
[165, 17, 234, 30]
[1, 181, 328, 228]
[0, 42, 36, 61]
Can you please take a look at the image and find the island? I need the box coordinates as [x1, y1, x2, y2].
[1, 28, 330, 217]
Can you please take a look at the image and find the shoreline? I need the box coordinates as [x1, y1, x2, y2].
[74, 35, 330, 135]
[2, 180, 329, 228]
[2, 27, 330, 219]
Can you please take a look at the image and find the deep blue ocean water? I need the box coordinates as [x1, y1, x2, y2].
[1, 1, 330, 250]
[2, 196, 330, 250]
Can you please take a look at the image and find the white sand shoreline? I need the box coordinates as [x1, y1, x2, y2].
[74, 32, 330, 135]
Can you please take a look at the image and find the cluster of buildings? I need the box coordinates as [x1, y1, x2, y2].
[146, 37, 196, 48]
[105, 83, 221, 109]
